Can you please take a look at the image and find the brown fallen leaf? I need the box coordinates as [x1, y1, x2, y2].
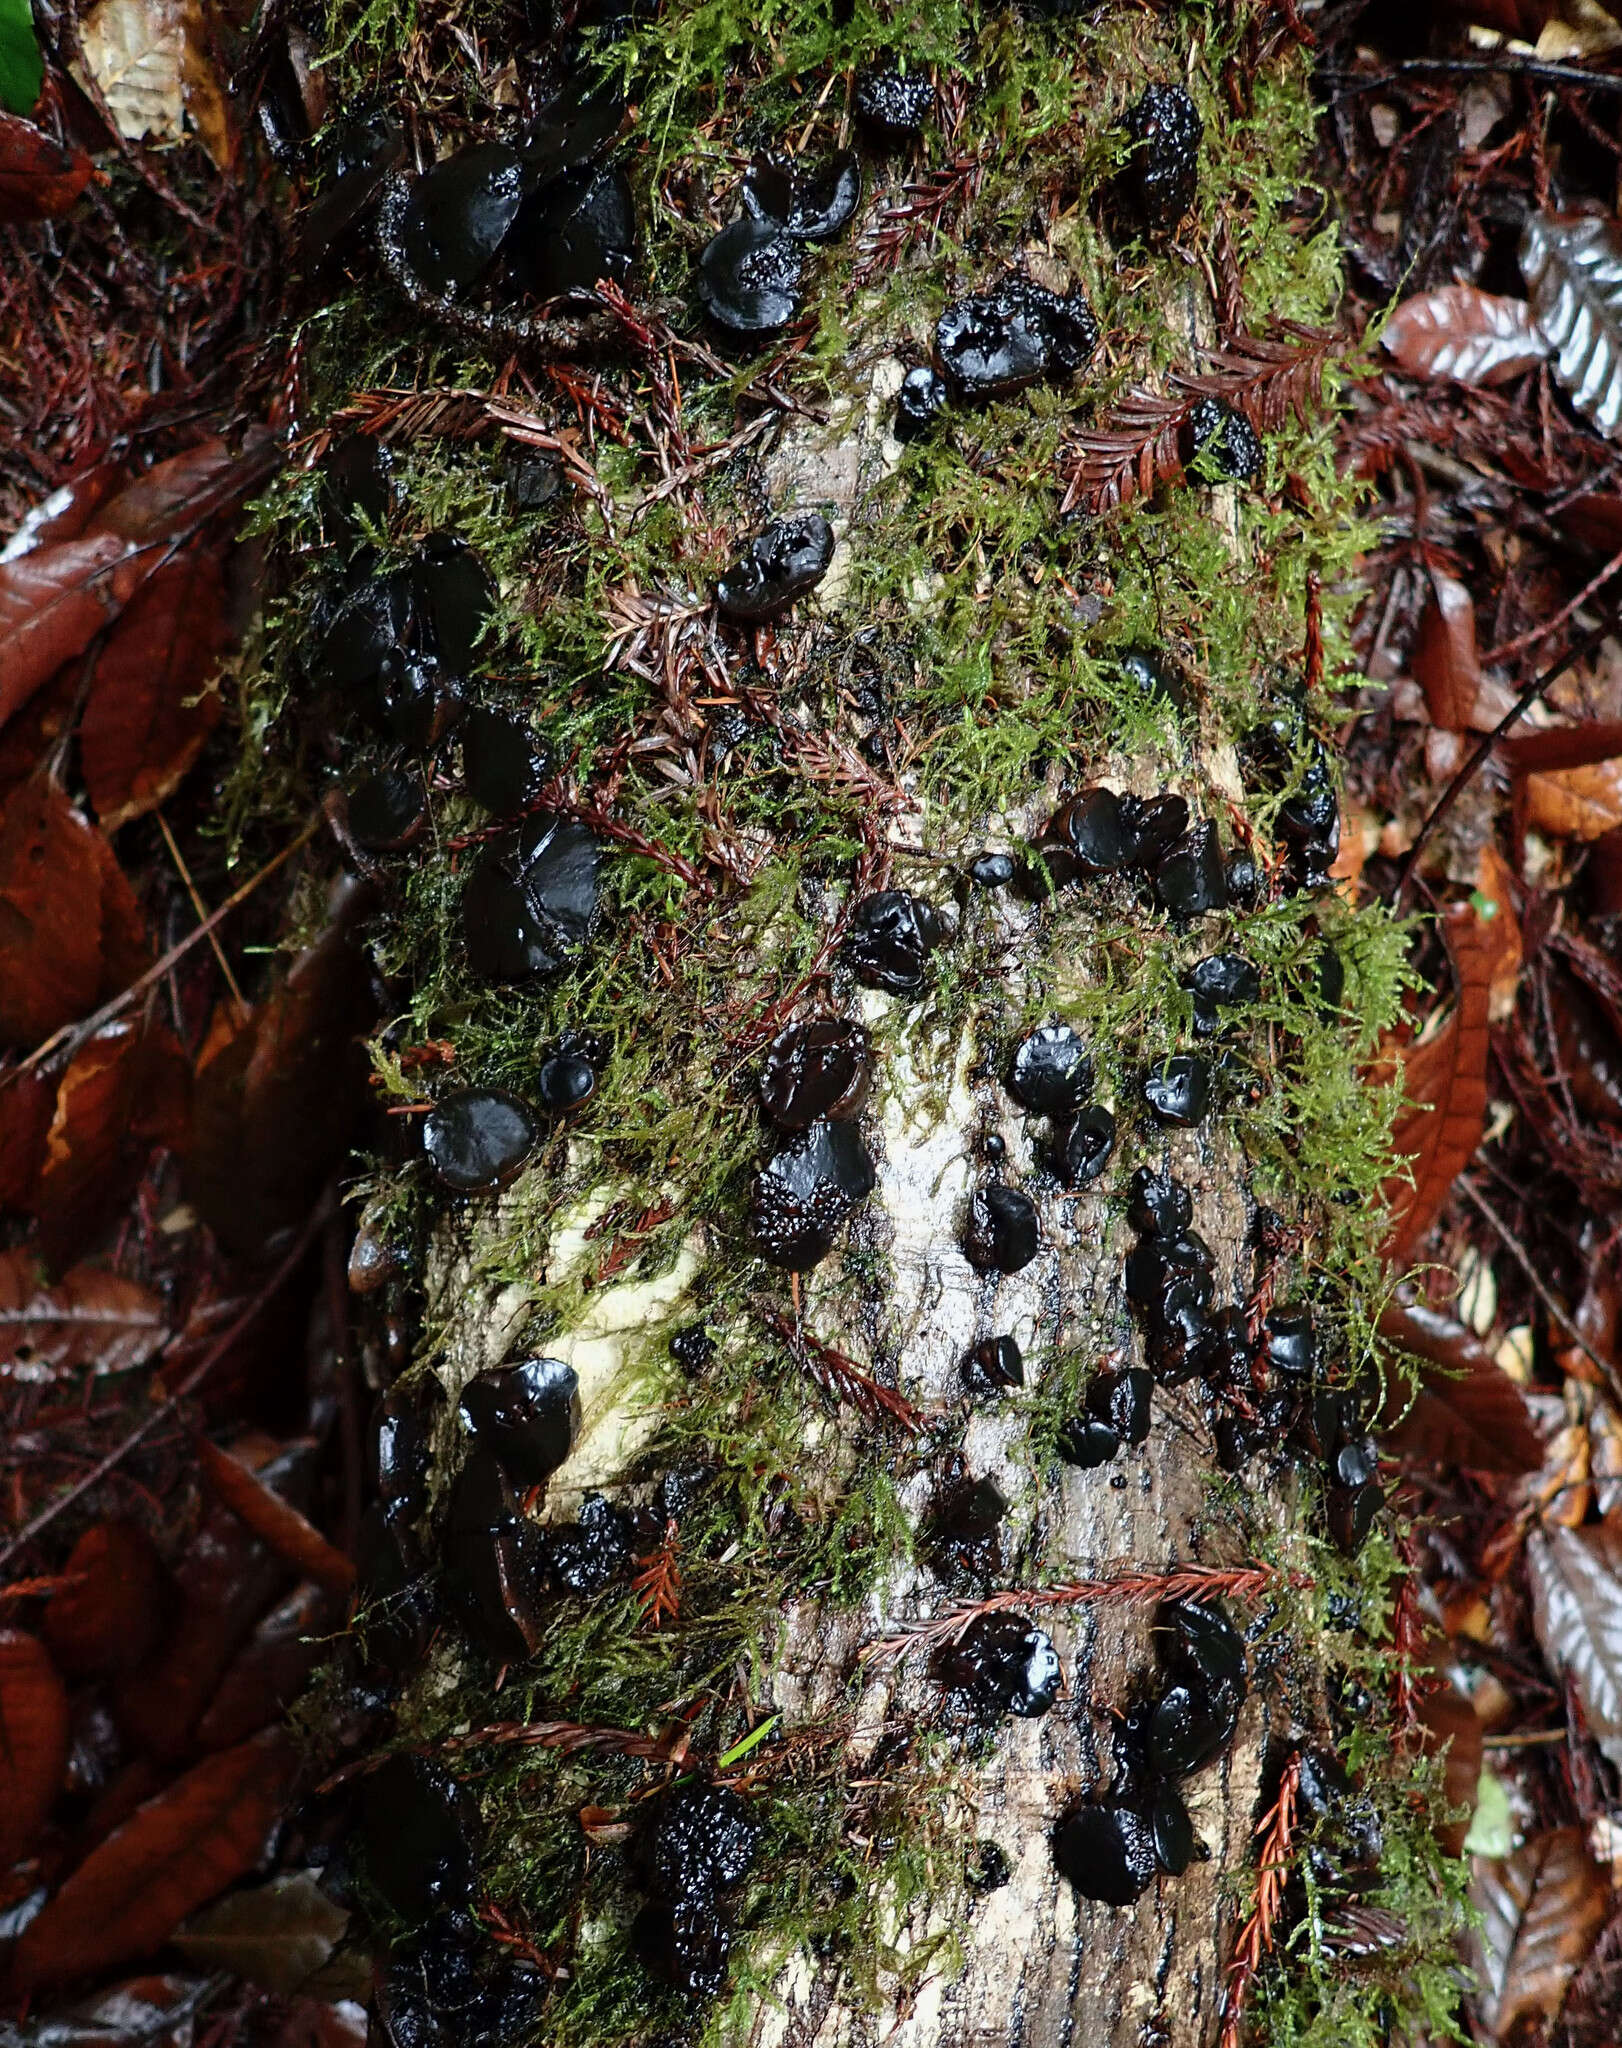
[195, 1582, 336, 1750]
[0, 1249, 168, 1379]
[1475, 844, 1524, 1023]
[0, 780, 120, 1049]
[1379, 897, 1508, 1266]
[0, 1629, 71, 1869]
[1381, 284, 1549, 388]
[1527, 1523, 1622, 1769]
[45, 1521, 172, 1678]
[1378, 1299, 1544, 1473]
[1412, 570, 1482, 731]
[9, 1727, 299, 1992]
[0, 113, 95, 223]
[0, 1059, 55, 1210]
[81, 544, 227, 829]
[197, 1437, 355, 1594]
[1414, 1666, 1483, 1857]
[174, 1868, 349, 1996]
[1470, 1827, 1610, 2039]
[1523, 758, 1622, 843]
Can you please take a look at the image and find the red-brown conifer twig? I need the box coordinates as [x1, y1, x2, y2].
[860, 1562, 1304, 1668]
[1219, 1753, 1301, 2048]
[761, 1310, 924, 1434]
[632, 1522, 683, 1629]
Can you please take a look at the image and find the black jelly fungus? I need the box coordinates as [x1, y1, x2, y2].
[359, 1755, 479, 1924]
[462, 706, 550, 817]
[927, 1474, 1007, 1586]
[936, 277, 1097, 403]
[1225, 850, 1264, 906]
[322, 433, 393, 536]
[537, 1050, 596, 1112]
[670, 1324, 716, 1374]
[411, 536, 493, 673]
[969, 851, 1015, 888]
[517, 78, 623, 185]
[1128, 1168, 1193, 1240]
[852, 64, 933, 144]
[1053, 1802, 1158, 1906]
[1148, 1681, 1236, 1778]
[374, 1395, 432, 1511]
[348, 767, 425, 851]
[696, 217, 803, 335]
[1055, 787, 1137, 874]
[1151, 1783, 1195, 1874]
[548, 1492, 632, 1592]
[423, 1087, 539, 1192]
[1053, 1103, 1116, 1188]
[1186, 395, 1264, 485]
[895, 364, 948, 442]
[1189, 952, 1261, 1009]
[741, 150, 861, 241]
[1141, 1055, 1210, 1127]
[759, 1018, 872, 1128]
[1008, 1023, 1093, 1118]
[964, 1333, 1024, 1394]
[459, 1357, 580, 1487]
[966, 1840, 1011, 1893]
[374, 651, 465, 753]
[716, 511, 834, 622]
[645, 1781, 760, 1900]
[634, 1899, 732, 1998]
[399, 143, 526, 296]
[1159, 1597, 1246, 1692]
[312, 571, 409, 691]
[845, 889, 942, 993]
[1329, 1475, 1383, 1553]
[1091, 1365, 1152, 1446]
[1057, 1416, 1120, 1468]
[505, 447, 564, 511]
[1264, 1306, 1316, 1377]
[1152, 823, 1229, 919]
[939, 1615, 1061, 1718]
[1115, 645, 1191, 716]
[1123, 83, 1202, 233]
[964, 1181, 1040, 1273]
[462, 813, 603, 982]
[509, 164, 634, 303]
[749, 1117, 876, 1269]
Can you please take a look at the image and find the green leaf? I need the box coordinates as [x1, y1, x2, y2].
[1464, 1767, 1515, 1859]
[0, 0, 41, 115]
[716, 1714, 778, 1770]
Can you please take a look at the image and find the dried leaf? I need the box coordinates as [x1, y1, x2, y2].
[0, 1249, 167, 1379]
[1059, 391, 1188, 516]
[1412, 571, 1481, 730]
[1176, 323, 1340, 432]
[0, 112, 94, 222]
[45, 1521, 171, 1678]
[174, 1870, 349, 1995]
[1379, 898, 1505, 1265]
[1471, 1827, 1610, 2038]
[76, 0, 184, 143]
[1523, 758, 1622, 842]
[1528, 1523, 1622, 1766]
[81, 545, 226, 829]
[1522, 212, 1622, 438]
[0, 534, 152, 736]
[1382, 285, 1550, 387]
[197, 1438, 354, 1594]
[1476, 844, 1524, 1023]
[0, 1629, 70, 1868]
[32, 1019, 191, 1271]
[1378, 1299, 1544, 1473]
[10, 1727, 299, 1991]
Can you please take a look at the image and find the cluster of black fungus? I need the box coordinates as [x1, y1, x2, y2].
[749, 1114, 876, 1271]
[717, 512, 835, 622]
[1121, 84, 1202, 235]
[699, 145, 861, 336]
[1123, 1168, 1217, 1384]
[845, 889, 943, 993]
[462, 810, 605, 982]
[934, 1613, 1062, 1720]
[1185, 950, 1261, 1037]
[1053, 1598, 1245, 1904]
[1245, 699, 1341, 892]
[759, 1018, 872, 1127]
[1005, 1020, 1116, 1190]
[1024, 785, 1230, 920]
[962, 1332, 1024, 1396]
[632, 1783, 760, 1997]
[925, 1472, 1009, 1588]
[462, 705, 551, 817]
[1057, 1364, 1152, 1470]
[853, 64, 935, 145]
[1184, 394, 1264, 485]
[934, 275, 1098, 407]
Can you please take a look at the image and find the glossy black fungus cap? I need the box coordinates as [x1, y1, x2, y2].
[411, 536, 494, 673]
[1158, 1597, 1247, 1691]
[1328, 1474, 1382, 1554]
[321, 433, 393, 538]
[1008, 1023, 1092, 1119]
[696, 217, 803, 335]
[1053, 1103, 1116, 1188]
[1188, 952, 1261, 1033]
[748, 1117, 876, 1270]
[927, 1475, 1008, 1586]
[359, 1754, 480, 1924]
[423, 1087, 539, 1192]
[1186, 395, 1264, 485]
[1148, 1679, 1239, 1778]
[1053, 787, 1137, 875]
[633, 1898, 732, 1998]
[1141, 1054, 1210, 1127]
[1127, 1168, 1193, 1240]
[398, 142, 527, 296]
[1151, 1783, 1196, 1874]
[853, 64, 934, 143]
[462, 813, 603, 982]
[1090, 1365, 1152, 1447]
[1056, 1416, 1120, 1468]
[670, 1323, 716, 1374]
[936, 278, 1097, 403]
[311, 570, 410, 691]
[548, 1492, 632, 1592]
[374, 651, 465, 753]
[373, 1393, 432, 1512]
[509, 163, 635, 301]
[1226, 849, 1264, 906]
[505, 447, 565, 510]
[964, 1333, 1024, 1394]
[459, 1357, 580, 1488]
[940, 1614, 1061, 1718]
[716, 511, 834, 623]
[759, 1018, 872, 1128]
[1114, 645, 1191, 715]
[969, 850, 1015, 888]
[846, 889, 942, 993]
[964, 1181, 1040, 1273]
[645, 1782, 760, 1901]
[1152, 822, 1229, 919]
[348, 767, 425, 852]
[966, 1840, 1012, 1892]
[537, 1050, 597, 1112]
[1264, 1306, 1317, 1377]
[1121, 793, 1190, 866]
[742, 150, 861, 241]
[1123, 83, 1202, 233]
[1053, 1802, 1158, 1906]
[462, 706, 550, 817]
[895, 364, 948, 442]
[517, 78, 624, 185]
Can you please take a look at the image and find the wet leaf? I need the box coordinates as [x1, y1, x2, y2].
[1528, 1525, 1622, 1766]
[1412, 570, 1481, 730]
[32, 1018, 191, 1271]
[1522, 212, 1622, 438]
[45, 1521, 171, 1677]
[195, 1583, 335, 1751]
[1379, 897, 1506, 1265]
[1476, 843, 1524, 1023]
[1414, 1670, 1483, 1856]
[1470, 1827, 1609, 2038]
[0, 112, 93, 220]
[0, 1060, 55, 1209]
[11, 1727, 299, 1991]
[81, 545, 226, 829]
[0, 0, 42, 115]
[174, 1869, 349, 1994]
[1523, 758, 1622, 842]
[1379, 1299, 1544, 1473]
[1382, 284, 1549, 388]
[197, 1438, 354, 1594]
[0, 1629, 70, 1868]
[0, 1249, 167, 1379]
[0, 780, 124, 1049]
